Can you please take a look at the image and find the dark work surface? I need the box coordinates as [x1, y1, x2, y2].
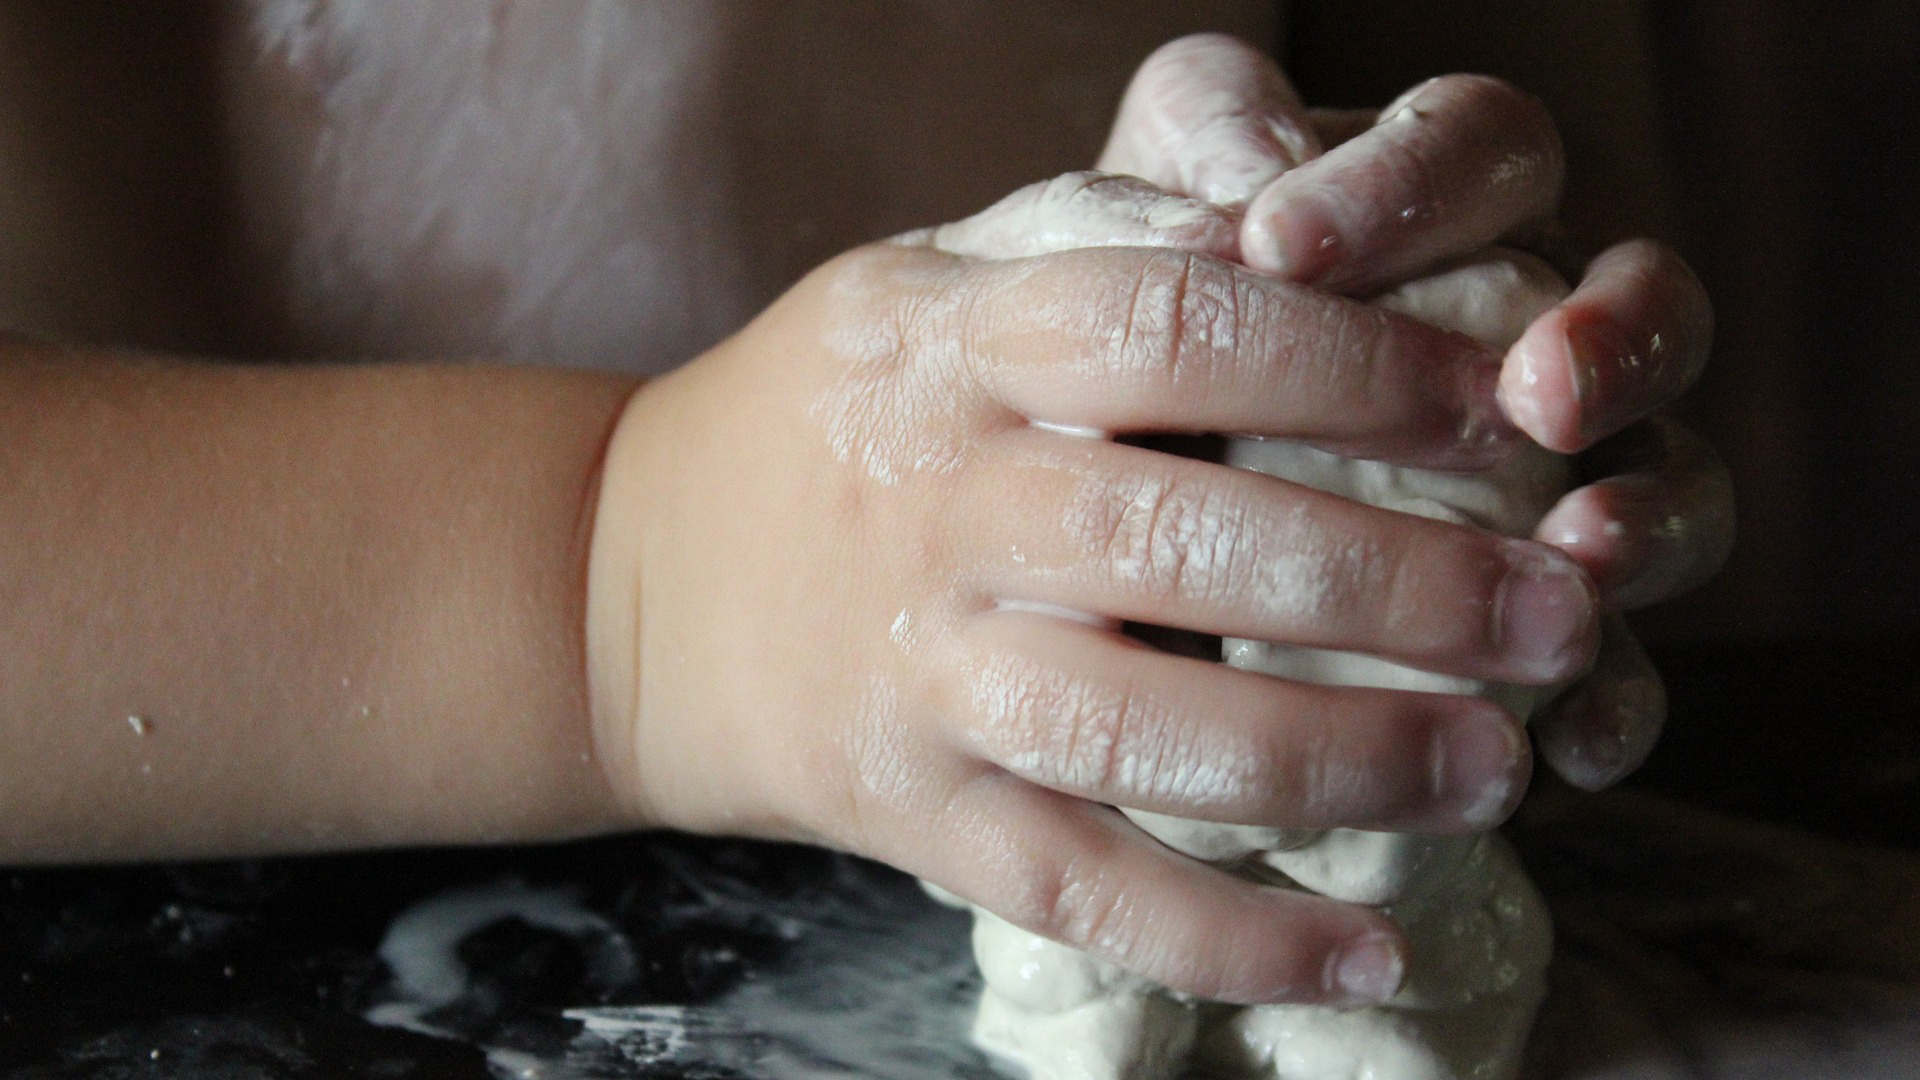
[0, 637, 1914, 1078]
[0, 833, 977, 1078]
[0, 835, 759, 1077]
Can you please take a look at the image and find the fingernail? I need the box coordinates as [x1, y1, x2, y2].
[1560, 675, 1665, 790]
[1564, 315, 1643, 444]
[1496, 542, 1598, 681]
[1453, 352, 1523, 462]
[1243, 189, 1342, 283]
[1497, 331, 1580, 454]
[1437, 711, 1529, 828]
[1328, 931, 1405, 1004]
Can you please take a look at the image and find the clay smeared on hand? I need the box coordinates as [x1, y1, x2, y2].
[958, 252, 1569, 1080]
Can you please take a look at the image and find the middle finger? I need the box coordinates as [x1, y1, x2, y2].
[947, 427, 1599, 685]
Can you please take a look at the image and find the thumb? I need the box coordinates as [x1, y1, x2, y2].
[1097, 33, 1323, 208]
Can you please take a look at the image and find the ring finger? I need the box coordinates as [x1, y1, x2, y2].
[933, 607, 1530, 832]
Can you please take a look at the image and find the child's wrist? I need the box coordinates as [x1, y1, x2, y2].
[583, 375, 666, 831]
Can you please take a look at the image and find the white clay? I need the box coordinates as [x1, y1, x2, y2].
[962, 250, 1570, 1080]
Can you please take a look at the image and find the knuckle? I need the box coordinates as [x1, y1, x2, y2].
[1245, 497, 1394, 636]
[1130, 34, 1258, 115]
[1400, 75, 1564, 209]
[1113, 250, 1239, 389]
[1142, 31, 1250, 78]
[825, 681, 958, 853]
[1646, 241, 1716, 351]
[1435, 72, 1526, 110]
[1020, 853, 1133, 956]
[1050, 169, 1141, 207]
[842, 699, 921, 817]
[1654, 243, 1712, 309]
[1055, 687, 1138, 796]
[1301, 300, 1389, 404]
[1598, 237, 1671, 295]
[1360, 123, 1447, 225]
[1039, 169, 1113, 211]
[807, 244, 954, 358]
[1183, 258, 1247, 366]
[1115, 250, 1195, 381]
[808, 242, 916, 301]
[997, 841, 1073, 927]
[1080, 469, 1248, 607]
[961, 633, 1253, 812]
[1593, 241, 1714, 387]
[968, 650, 1140, 797]
[1130, 40, 1195, 100]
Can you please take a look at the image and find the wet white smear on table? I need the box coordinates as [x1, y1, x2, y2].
[363, 851, 1003, 1079]
[568, 854, 999, 1079]
[367, 881, 637, 1031]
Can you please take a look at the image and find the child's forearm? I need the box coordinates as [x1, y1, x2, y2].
[0, 338, 641, 861]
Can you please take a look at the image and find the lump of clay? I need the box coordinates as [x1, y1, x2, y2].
[960, 251, 1569, 1080]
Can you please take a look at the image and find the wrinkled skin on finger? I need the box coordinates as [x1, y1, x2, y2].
[1096, 32, 1734, 791]
[585, 30, 1732, 1007]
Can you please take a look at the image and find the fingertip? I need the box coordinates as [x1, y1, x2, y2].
[1499, 313, 1586, 454]
[1215, 892, 1409, 1006]
[1495, 538, 1602, 684]
[1511, 239, 1716, 452]
[1537, 419, 1737, 611]
[1325, 927, 1408, 1005]
[1602, 238, 1716, 353]
[1538, 672, 1666, 791]
[1535, 477, 1660, 606]
[1439, 700, 1534, 831]
[1248, 74, 1567, 295]
[1240, 184, 1344, 283]
[1535, 619, 1667, 790]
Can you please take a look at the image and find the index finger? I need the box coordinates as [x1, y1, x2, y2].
[956, 246, 1525, 469]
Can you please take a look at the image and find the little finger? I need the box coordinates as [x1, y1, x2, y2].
[909, 767, 1409, 1005]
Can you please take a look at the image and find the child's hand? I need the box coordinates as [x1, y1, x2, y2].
[584, 172, 1600, 1007]
[1100, 34, 1733, 792]
[584, 34, 1730, 1010]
